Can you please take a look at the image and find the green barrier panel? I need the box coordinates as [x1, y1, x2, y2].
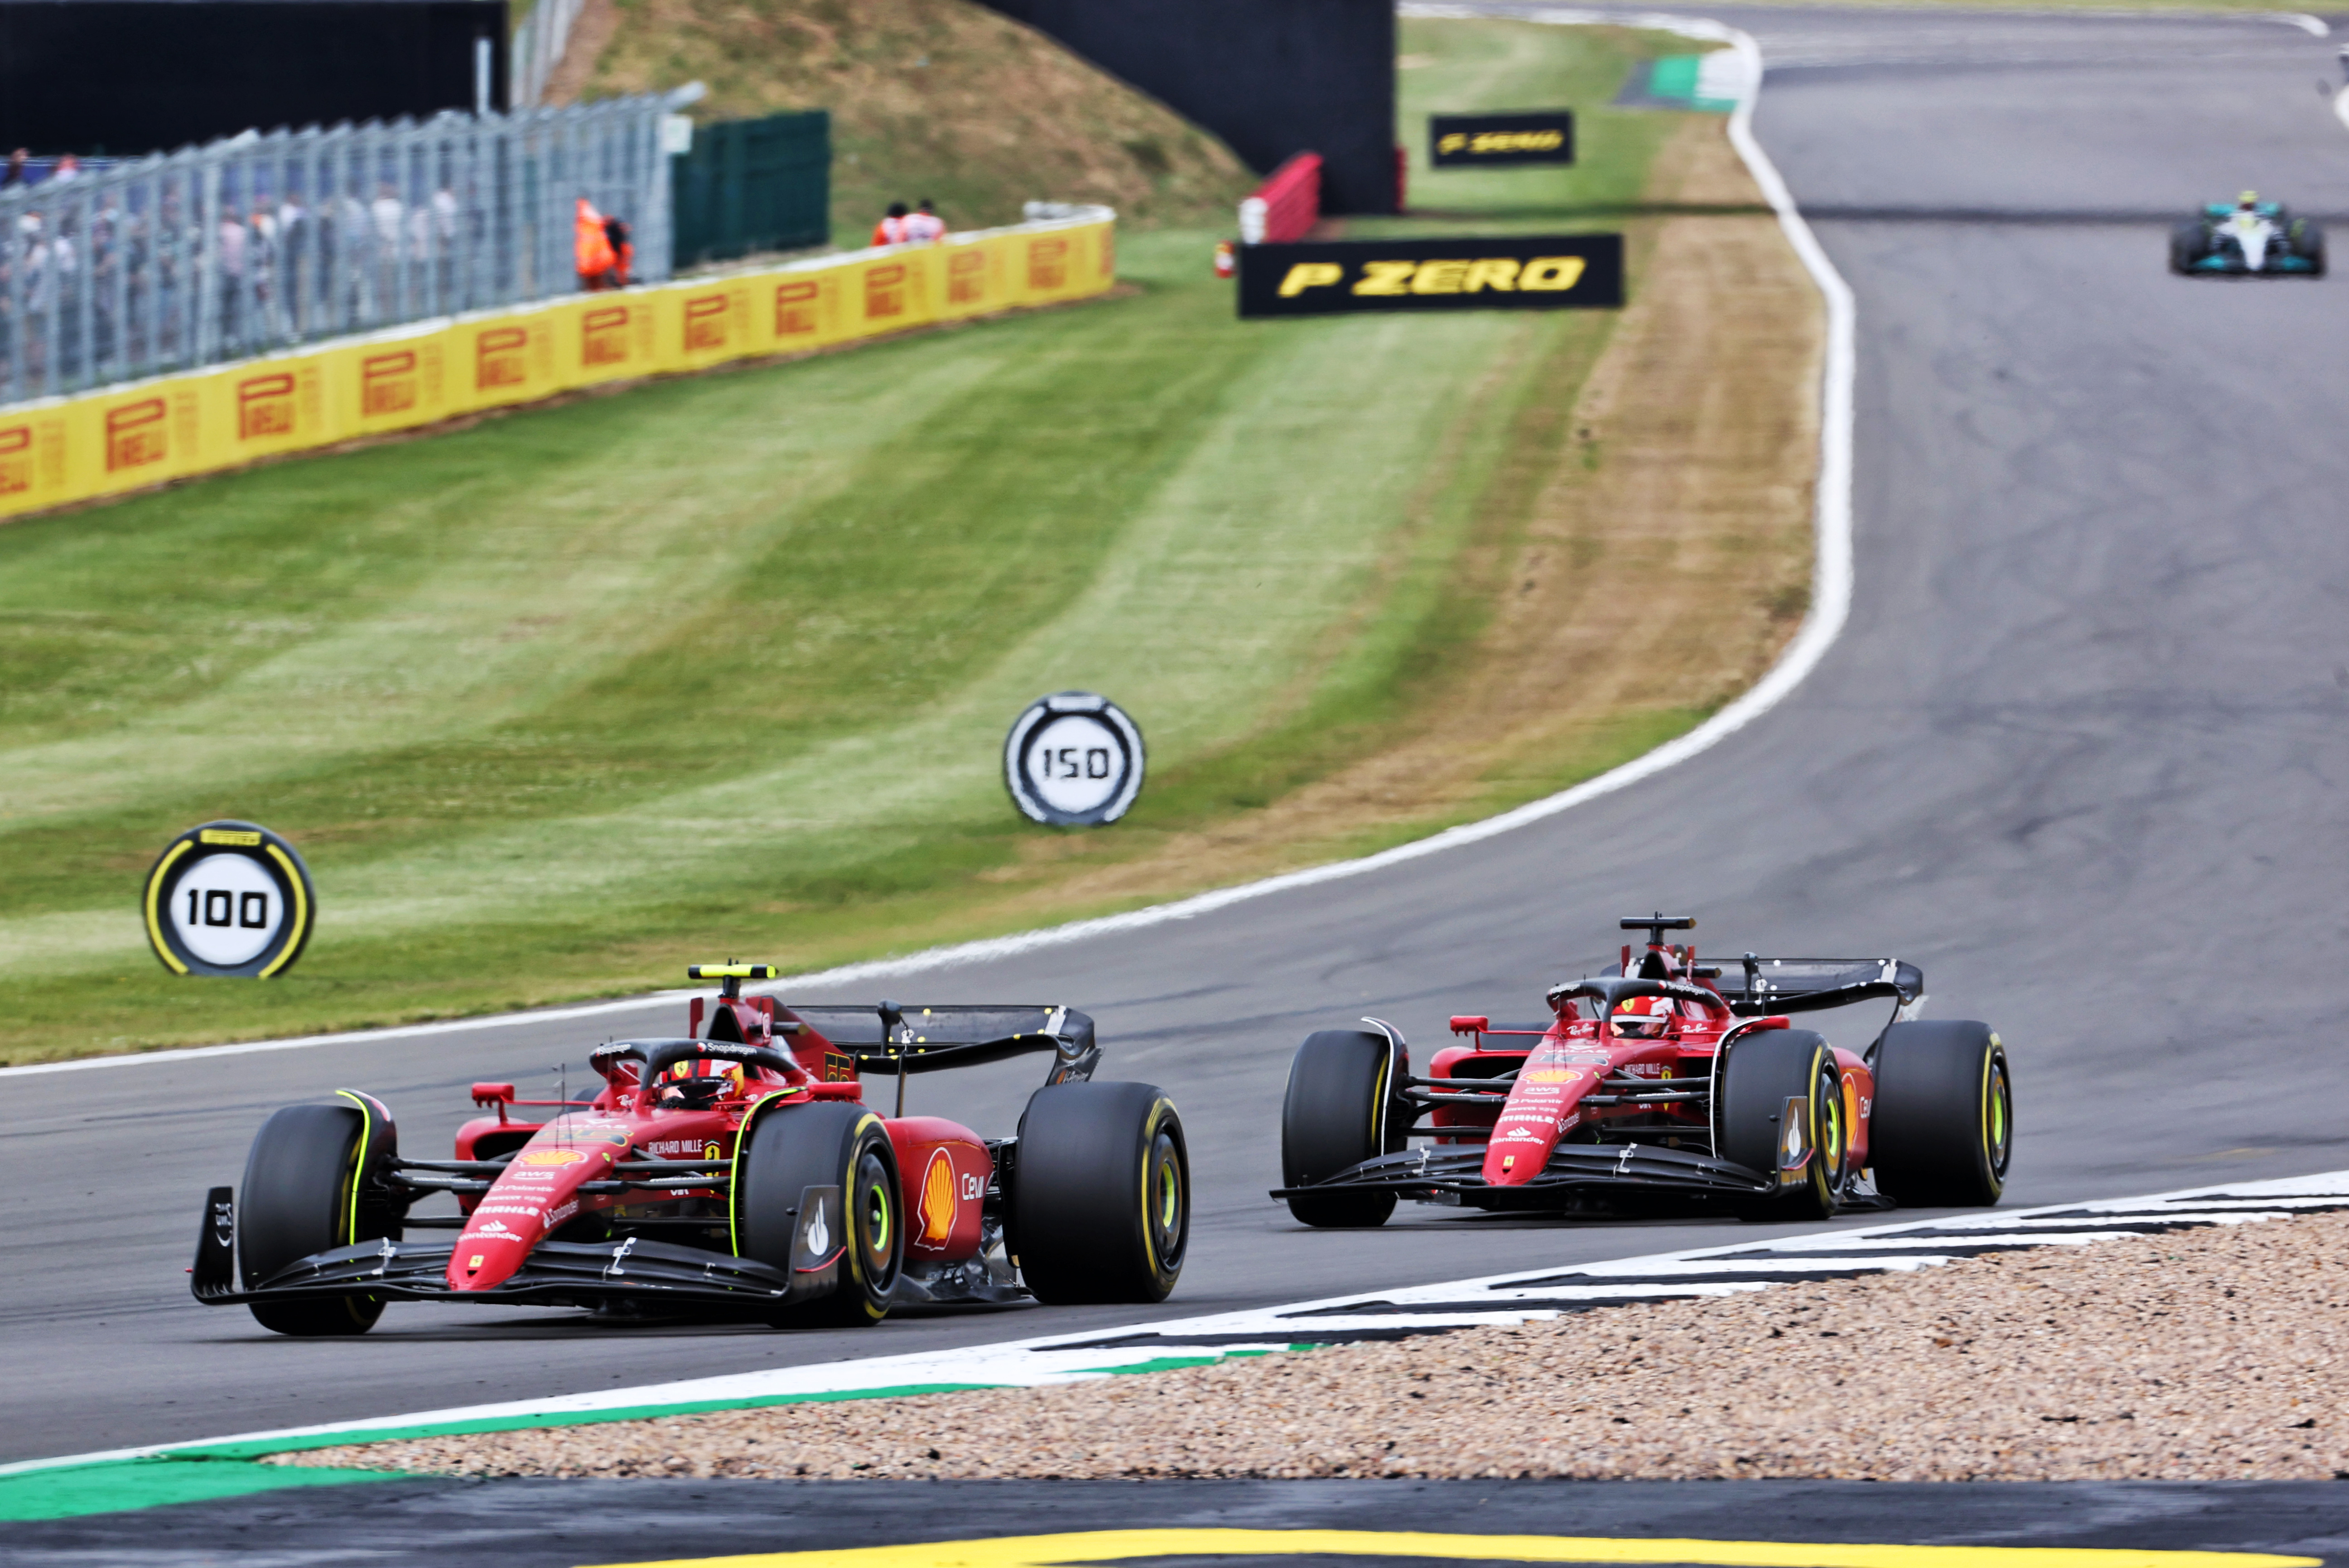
[672, 110, 832, 267]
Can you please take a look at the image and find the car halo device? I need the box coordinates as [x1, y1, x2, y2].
[143, 820, 317, 978]
[1003, 691, 1145, 827]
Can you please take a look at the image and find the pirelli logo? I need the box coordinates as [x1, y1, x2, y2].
[1430, 111, 1576, 167]
[684, 294, 731, 351]
[948, 250, 987, 305]
[237, 373, 297, 441]
[1238, 235, 1622, 317]
[0, 425, 30, 495]
[775, 279, 821, 337]
[1027, 237, 1068, 291]
[476, 326, 531, 390]
[582, 306, 632, 367]
[105, 398, 169, 471]
[864, 264, 907, 320]
[362, 351, 419, 417]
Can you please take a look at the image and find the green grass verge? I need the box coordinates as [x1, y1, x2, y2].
[1380, 17, 1703, 236]
[0, 22, 1716, 1063]
[2, 1353, 1292, 1520]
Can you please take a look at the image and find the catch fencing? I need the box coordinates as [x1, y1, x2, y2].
[0, 95, 672, 406]
[0, 207, 1116, 521]
[511, 0, 589, 109]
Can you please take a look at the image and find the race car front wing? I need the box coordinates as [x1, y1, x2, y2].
[1272, 1140, 1775, 1211]
[191, 1187, 808, 1311]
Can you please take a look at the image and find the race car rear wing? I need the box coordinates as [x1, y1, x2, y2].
[783, 1003, 1100, 1083]
[1713, 957, 1923, 1016]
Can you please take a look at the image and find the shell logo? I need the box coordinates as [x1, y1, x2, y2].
[519, 1148, 589, 1167]
[916, 1148, 959, 1250]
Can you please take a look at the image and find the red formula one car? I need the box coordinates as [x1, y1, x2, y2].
[194, 965, 1189, 1334]
[1273, 915, 2011, 1225]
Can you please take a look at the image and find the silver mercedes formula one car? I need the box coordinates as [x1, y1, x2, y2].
[2172, 192, 2325, 277]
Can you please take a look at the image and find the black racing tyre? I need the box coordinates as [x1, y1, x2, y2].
[238, 1103, 386, 1336]
[2303, 222, 2326, 277]
[1715, 1028, 1843, 1222]
[1010, 1081, 1189, 1304]
[1279, 1028, 1404, 1228]
[1871, 1020, 2011, 1207]
[2170, 221, 2203, 274]
[738, 1101, 902, 1328]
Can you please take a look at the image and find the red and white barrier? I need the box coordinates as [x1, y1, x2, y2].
[1238, 152, 1322, 244]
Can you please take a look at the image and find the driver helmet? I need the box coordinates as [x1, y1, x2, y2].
[2238, 189, 2260, 212]
[1612, 995, 1672, 1039]
[661, 1056, 743, 1102]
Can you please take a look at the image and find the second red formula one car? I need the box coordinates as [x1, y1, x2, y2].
[1273, 915, 2011, 1225]
[195, 965, 1189, 1333]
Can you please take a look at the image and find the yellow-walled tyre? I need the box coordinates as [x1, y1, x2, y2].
[1872, 1020, 2011, 1207]
[740, 1102, 902, 1328]
[1717, 1028, 1843, 1223]
[1279, 1029, 1402, 1228]
[1010, 1081, 1188, 1304]
[238, 1104, 387, 1336]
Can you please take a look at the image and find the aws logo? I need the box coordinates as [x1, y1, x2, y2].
[1240, 236, 1622, 318]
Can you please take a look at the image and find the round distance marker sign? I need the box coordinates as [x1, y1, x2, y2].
[1004, 692, 1146, 826]
[143, 821, 317, 977]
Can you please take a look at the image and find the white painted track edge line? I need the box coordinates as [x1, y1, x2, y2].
[3, 15, 1857, 1079]
[7, 1168, 2344, 1481]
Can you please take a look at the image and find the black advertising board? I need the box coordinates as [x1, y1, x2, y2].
[1238, 235, 1623, 318]
[1430, 111, 1576, 167]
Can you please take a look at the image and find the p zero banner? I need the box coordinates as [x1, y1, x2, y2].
[1239, 236, 1623, 318]
[1429, 111, 1576, 167]
[0, 211, 1117, 523]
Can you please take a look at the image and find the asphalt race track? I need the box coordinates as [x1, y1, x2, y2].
[8, 7, 2349, 1470]
[18, 1478, 2349, 1566]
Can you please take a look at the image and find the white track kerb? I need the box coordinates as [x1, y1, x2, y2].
[5, 1172, 2346, 1478]
[0, 16, 1852, 1083]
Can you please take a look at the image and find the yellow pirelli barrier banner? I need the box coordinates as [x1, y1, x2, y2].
[0, 210, 1117, 521]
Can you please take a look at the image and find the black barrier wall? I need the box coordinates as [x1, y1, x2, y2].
[976, 0, 1396, 215]
[0, 0, 507, 154]
[1238, 236, 1625, 316]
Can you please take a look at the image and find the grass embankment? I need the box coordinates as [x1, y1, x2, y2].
[0, 19, 1818, 1063]
[567, 0, 1253, 239]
